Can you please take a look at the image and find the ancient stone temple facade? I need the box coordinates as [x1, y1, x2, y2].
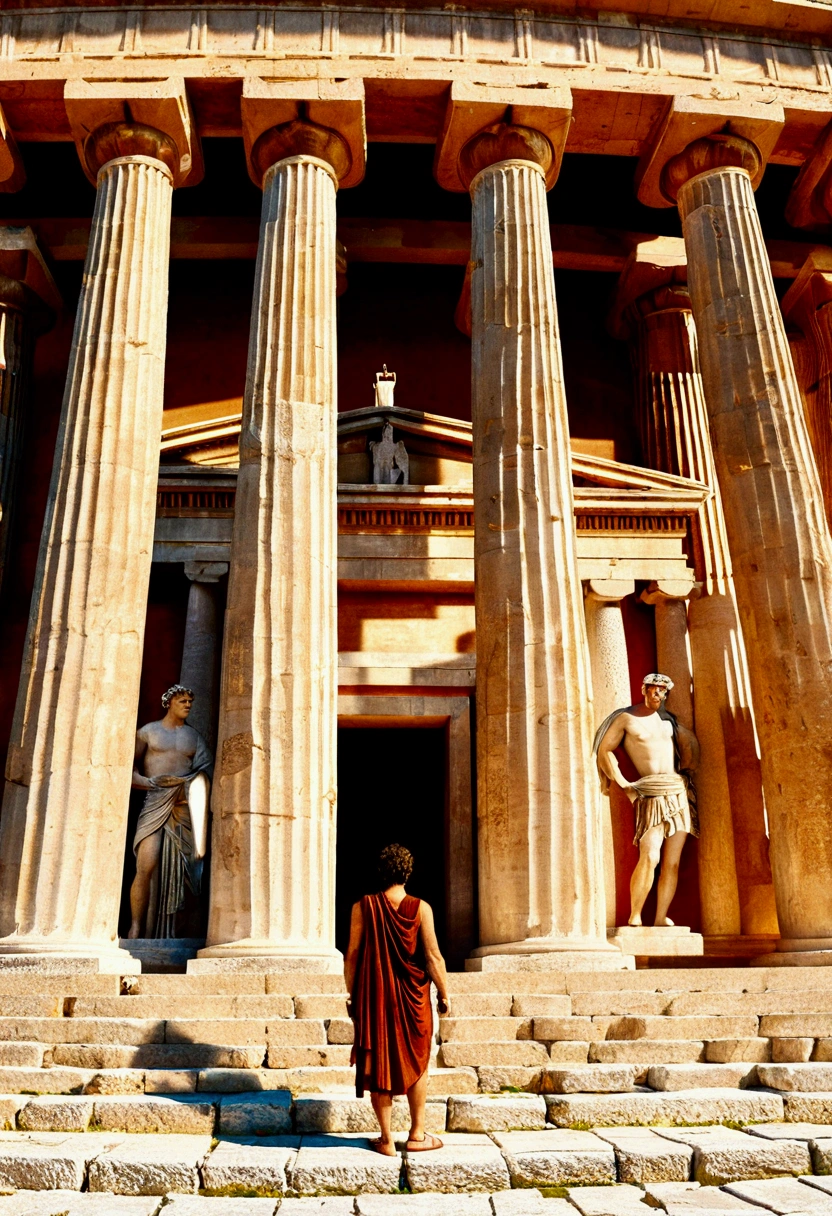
[2, 0, 832, 976]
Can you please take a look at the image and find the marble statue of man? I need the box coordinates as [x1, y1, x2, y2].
[593, 673, 700, 928]
[129, 685, 213, 939]
[370, 420, 409, 485]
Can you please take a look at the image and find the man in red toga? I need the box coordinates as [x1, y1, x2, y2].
[344, 843, 450, 1156]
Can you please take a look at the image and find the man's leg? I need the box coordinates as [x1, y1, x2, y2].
[406, 1069, 428, 1142]
[654, 830, 688, 927]
[628, 824, 665, 926]
[370, 1091, 395, 1154]
[128, 832, 162, 939]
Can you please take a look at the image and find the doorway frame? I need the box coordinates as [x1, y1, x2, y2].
[337, 694, 475, 968]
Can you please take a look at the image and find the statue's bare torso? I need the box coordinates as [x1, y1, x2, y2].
[135, 721, 199, 784]
[614, 708, 676, 777]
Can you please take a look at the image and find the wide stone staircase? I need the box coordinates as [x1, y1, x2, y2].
[2, 966, 832, 1211]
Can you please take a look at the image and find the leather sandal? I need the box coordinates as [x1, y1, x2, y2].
[405, 1133, 443, 1152]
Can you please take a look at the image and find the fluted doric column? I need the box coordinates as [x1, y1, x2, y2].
[621, 281, 777, 939]
[180, 561, 227, 752]
[199, 120, 349, 968]
[585, 579, 634, 929]
[460, 124, 618, 965]
[663, 135, 832, 954]
[0, 122, 179, 969]
[783, 252, 832, 535]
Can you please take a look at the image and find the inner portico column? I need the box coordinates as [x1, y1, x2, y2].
[0, 84, 199, 970]
[653, 131, 832, 956]
[180, 561, 228, 752]
[584, 579, 635, 929]
[453, 118, 620, 966]
[612, 267, 777, 940]
[198, 96, 364, 968]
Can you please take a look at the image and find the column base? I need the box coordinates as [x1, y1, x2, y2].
[191, 940, 343, 975]
[0, 936, 141, 974]
[608, 925, 704, 958]
[751, 936, 832, 966]
[467, 937, 634, 972]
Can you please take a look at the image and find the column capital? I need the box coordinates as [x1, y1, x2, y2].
[458, 123, 554, 192]
[434, 80, 571, 194]
[635, 95, 783, 210]
[585, 578, 636, 603]
[607, 242, 688, 341]
[0, 225, 61, 330]
[184, 561, 228, 584]
[241, 78, 365, 190]
[251, 119, 351, 189]
[641, 578, 696, 604]
[64, 77, 202, 189]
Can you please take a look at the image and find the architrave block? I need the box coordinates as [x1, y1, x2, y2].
[0, 105, 25, 194]
[636, 95, 785, 210]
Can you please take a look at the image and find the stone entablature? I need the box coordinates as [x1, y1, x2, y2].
[2, 7, 832, 171]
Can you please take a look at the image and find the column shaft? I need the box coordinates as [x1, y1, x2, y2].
[180, 566, 225, 752]
[0, 154, 173, 959]
[585, 586, 633, 929]
[679, 165, 832, 947]
[636, 299, 777, 936]
[470, 157, 606, 953]
[203, 155, 339, 965]
[0, 293, 31, 594]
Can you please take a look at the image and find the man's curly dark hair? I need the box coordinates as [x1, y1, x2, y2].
[377, 843, 414, 888]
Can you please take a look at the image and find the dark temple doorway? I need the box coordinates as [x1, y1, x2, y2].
[336, 726, 447, 958]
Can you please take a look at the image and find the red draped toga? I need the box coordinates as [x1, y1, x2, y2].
[350, 893, 433, 1097]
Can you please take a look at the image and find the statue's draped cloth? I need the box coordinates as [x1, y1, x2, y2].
[350, 893, 433, 1097]
[592, 708, 699, 845]
[133, 737, 212, 937]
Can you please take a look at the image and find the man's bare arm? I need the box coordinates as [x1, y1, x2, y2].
[343, 900, 364, 1005]
[131, 732, 154, 791]
[597, 715, 637, 801]
[419, 901, 450, 1015]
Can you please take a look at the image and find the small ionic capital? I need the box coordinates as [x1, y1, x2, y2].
[83, 121, 179, 182]
[458, 122, 554, 192]
[641, 578, 696, 605]
[585, 578, 636, 603]
[251, 118, 352, 188]
[184, 561, 229, 584]
[660, 132, 762, 204]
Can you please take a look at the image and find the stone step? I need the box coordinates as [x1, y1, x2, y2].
[439, 1018, 522, 1043]
[70, 997, 298, 1019]
[544, 1087, 785, 1127]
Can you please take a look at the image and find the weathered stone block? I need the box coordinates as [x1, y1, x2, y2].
[294, 996, 350, 1019]
[218, 1091, 293, 1136]
[165, 1019, 268, 1047]
[549, 1042, 590, 1063]
[17, 1095, 93, 1132]
[705, 1040, 770, 1064]
[0, 1132, 94, 1191]
[357, 1193, 493, 1214]
[449, 995, 513, 1018]
[511, 996, 571, 1017]
[0, 1193, 162, 1213]
[326, 1020, 354, 1045]
[266, 1020, 327, 1046]
[783, 1092, 832, 1122]
[490, 1192, 573, 1215]
[811, 1137, 832, 1173]
[88, 1134, 213, 1195]
[571, 993, 669, 1017]
[439, 1018, 519, 1042]
[761, 1015, 832, 1038]
[446, 1094, 546, 1132]
[771, 1039, 814, 1063]
[492, 1129, 616, 1187]
[589, 1042, 704, 1065]
[758, 1063, 832, 1091]
[476, 1066, 541, 1093]
[439, 1042, 548, 1068]
[540, 1065, 638, 1094]
[83, 1070, 145, 1096]
[0, 1019, 165, 1046]
[287, 1134, 402, 1195]
[723, 1177, 832, 1211]
[258, 1067, 355, 1094]
[199, 1134, 297, 1195]
[404, 1131, 510, 1194]
[592, 1127, 693, 1183]
[427, 1068, 478, 1096]
[533, 1017, 603, 1042]
[0, 1066, 92, 1094]
[544, 1087, 783, 1128]
[567, 1182, 656, 1214]
[655, 1125, 811, 1185]
[164, 1198, 277, 1214]
[646, 1064, 757, 1091]
[143, 1070, 198, 1094]
[92, 1095, 217, 1134]
[604, 1017, 759, 1042]
[267, 1047, 351, 1069]
[294, 1095, 444, 1135]
[642, 1180, 759, 1212]
[0, 1044, 45, 1068]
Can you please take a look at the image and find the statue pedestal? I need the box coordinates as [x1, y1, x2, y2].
[608, 926, 704, 957]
